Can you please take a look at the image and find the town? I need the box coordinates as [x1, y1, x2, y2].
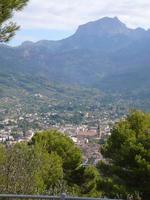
[0, 93, 128, 164]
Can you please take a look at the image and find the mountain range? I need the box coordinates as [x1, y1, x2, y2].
[0, 17, 150, 108]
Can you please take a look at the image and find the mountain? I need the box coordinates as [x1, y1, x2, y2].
[0, 17, 150, 109]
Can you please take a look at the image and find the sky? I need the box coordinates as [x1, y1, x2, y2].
[10, 0, 150, 46]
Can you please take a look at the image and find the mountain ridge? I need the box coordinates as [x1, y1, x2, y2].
[0, 17, 150, 110]
[6, 17, 149, 48]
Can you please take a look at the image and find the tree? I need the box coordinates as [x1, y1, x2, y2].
[0, 143, 63, 194]
[30, 130, 82, 172]
[0, 144, 7, 192]
[0, 131, 103, 197]
[0, 143, 38, 194]
[81, 165, 101, 197]
[0, 131, 83, 196]
[30, 129, 83, 191]
[67, 164, 102, 197]
[0, 0, 29, 42]
[98, 111, 150, 200]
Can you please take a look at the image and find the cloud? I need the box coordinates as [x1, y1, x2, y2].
[13, 0, 150, 31]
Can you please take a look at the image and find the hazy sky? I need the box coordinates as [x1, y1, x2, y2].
[10, 0, 150, 45]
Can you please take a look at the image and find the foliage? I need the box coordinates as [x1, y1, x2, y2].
[0, 130, 104, 197]
[81, 165, 102, 197]
[0, 143, 63, 194]
[30, 130, 83, 172]
[30, 130, 86, 195]
[0, 131, 79, 194]
[98, 111, 150, 200]
[0, 0, 29, 42]
[65, 164, 102, 197]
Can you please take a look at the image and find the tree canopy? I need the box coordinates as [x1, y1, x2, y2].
[0, 0, 29, 42]
[0, 130, 101, 196]
[98, 111, 150, 200]
[0, 143, 63, 194]
[30, 130, 83, 172]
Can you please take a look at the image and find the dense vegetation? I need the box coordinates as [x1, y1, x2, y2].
[98, 111, 150, 200]
[0, 111, 149, 199]
[0, 130, 100, 196]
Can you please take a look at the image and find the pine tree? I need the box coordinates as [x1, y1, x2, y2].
[98, 111, 150, 200]
[0, 0, 29, 42]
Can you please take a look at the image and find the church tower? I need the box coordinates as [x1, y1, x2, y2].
[97, 121, 102, 138]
